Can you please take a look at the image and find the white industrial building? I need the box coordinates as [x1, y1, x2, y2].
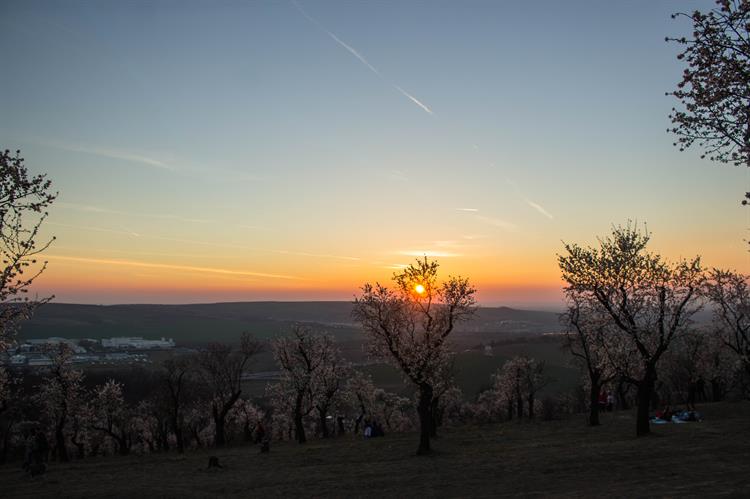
[101, 337, 175, 349]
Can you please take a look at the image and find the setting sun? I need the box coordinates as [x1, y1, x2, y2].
[414, 284, 426, 295]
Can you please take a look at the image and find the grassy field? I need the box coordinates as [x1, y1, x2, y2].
[4, 402, 749, 498]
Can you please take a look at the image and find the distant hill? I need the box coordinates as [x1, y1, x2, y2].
[17, 301, 563, 345]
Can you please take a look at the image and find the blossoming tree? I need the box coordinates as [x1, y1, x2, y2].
[352, 257, 476, 455]
[558, 223, 704, 436]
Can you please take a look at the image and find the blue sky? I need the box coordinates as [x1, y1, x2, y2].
[1, 0, 746, 307]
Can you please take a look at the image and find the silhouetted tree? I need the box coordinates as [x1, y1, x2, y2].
[272, 325, 341, 443]
[562, 297, 617, 426]
[704, 269, 750, 395]
[195, 332, 262, 446]
[667, 1, 750, 202]
[160, 357, 192, 452]
[89, 379, 132, 456]
[353, 257, 476, 455]
[36, 343, 85, 462]
[493, 356, 550, 421]
[0, 149, 56, 346]
[559, 223, 704, 436]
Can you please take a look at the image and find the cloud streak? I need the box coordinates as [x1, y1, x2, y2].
[39, 140, 173, 170]
[292, 1, 434, 115]
[57, 202, 212, 224]
[474, 215, 517, 231]
[273, 249, 361, 261]
[398, 250, 462, 258]
[45, 254, 300, 280]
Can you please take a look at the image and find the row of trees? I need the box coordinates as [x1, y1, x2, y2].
[560, 223, 750, 435]
[0, 334, 266, 462]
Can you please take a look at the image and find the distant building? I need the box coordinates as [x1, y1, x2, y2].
[25, 338, 86, 353]
[101, 337, 175, 349]
[27, 355, 53, 367]
[10, 354, 27, 366]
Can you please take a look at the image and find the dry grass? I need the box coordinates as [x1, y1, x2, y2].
[3, 402, 749, 498]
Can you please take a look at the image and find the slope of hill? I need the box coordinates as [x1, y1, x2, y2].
[3, 402, 748, 498]
[18, 302, 563, 344]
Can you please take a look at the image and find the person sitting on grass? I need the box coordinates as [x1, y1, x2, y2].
[655, 405, 673, 421]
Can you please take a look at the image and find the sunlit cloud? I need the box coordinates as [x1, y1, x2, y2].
[383, 263, 408, 270]
[474, 215, 517, 231]
[274, 249, 361, 261]
[386, 169, 409, 182]
[292, 1, 434, 115]
[397, 250, 462, 258]
[457, 208, 479, 212]
[45, 255, 300, 280]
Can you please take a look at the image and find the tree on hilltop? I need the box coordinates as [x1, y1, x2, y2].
[195, 332, 262, 446]
[559, 223, 704, 436]
[353, 257, 476, 455]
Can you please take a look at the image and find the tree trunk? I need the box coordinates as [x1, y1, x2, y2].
[118, 431, 131, 456]
[416, 383, 433, 455]
[527, 394, 535, 420]
[516, 391, 524, 420]
[687, 381, 697, 408]
[56, 420, 69, 462]
[318, 408, 329, 438]
[175, 427, 184, 453]
[70, 434, 85, 459]
[0, 420, 13, 464]
[214, 392, 240, 447]
[589, 375, 601, 427]
[617, 379, 630, 411]
[294, 392, 306, 444]
[429, 397, 440, 437]
[506, 399, 513, 421]
[636, 365, 657, 437]
[190, 427, 203, 448]
[711, 379, 724, 402]
[214, 408, 227, 447]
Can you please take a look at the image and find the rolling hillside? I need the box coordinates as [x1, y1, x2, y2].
[18, 302, 564, 345]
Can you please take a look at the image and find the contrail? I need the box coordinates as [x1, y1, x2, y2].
[393, 85, 434, 115]
[292, 1, 434, 115]
[40, 140, 173, 170]
[506, 179, 554, 221]
[525, 200, 554, 220]
[324, 30, 382, 77]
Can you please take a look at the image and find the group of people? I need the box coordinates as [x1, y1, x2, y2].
[651, 405, 703, 424]
[363, 420, 385, 439]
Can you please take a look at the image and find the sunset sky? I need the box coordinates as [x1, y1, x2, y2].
[1, 0, 746, 309]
